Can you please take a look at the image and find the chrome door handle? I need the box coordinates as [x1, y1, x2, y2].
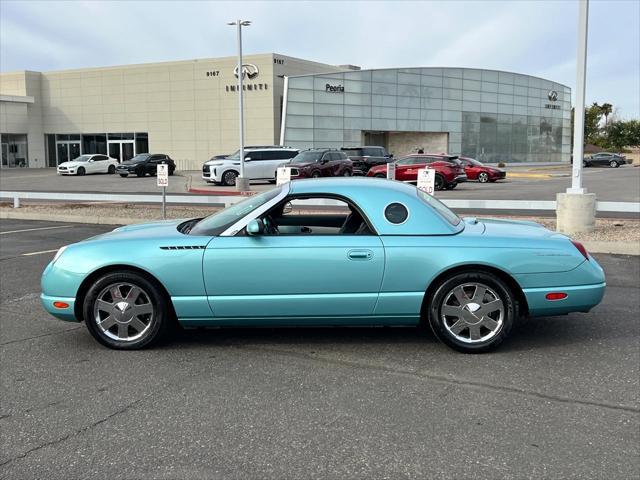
[348, 249, 373, 260]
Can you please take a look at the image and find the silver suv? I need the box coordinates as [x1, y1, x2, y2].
[202, 146, 299, 186]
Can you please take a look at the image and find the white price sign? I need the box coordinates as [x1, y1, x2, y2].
[417, 168, 436, 195]
[386, 162, 396, 180]
[276, 166, 291, 185]
[157, 164, 169, 187]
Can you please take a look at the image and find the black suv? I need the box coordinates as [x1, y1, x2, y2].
[116, 154, 176, 178]
[341, 146, 393, 174]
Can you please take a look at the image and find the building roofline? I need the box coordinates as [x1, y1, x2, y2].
[285, 66, 571, 90]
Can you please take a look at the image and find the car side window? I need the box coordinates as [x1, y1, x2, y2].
[246, 151, 263, 161]
[251, 197, 375, 236]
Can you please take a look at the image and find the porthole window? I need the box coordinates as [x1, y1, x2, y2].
[384, 203, 409, 224]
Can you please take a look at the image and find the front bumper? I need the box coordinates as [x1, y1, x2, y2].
[41, 294, 78, 322]
[57, 168, 76, 175]
[453, 174, 467, 183]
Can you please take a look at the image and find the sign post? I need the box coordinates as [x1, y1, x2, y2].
[386, 162, 396, 180]
[417, 168, 436, 195]
[157, 163, 169, 219]
[276, 166, 291, 185]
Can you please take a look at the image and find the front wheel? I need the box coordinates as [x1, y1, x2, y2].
[426, 271, 515, 353]
[610, 160, 619, 168]
[119, 173, 128, 178]
[343, 169, 352, 177]
[83, 271, 172, 350]
[107, 165, 116, 174]
[169, 167, 175, 176]
[136, 168, 145, 177]
[434, 174, 444, 191]
[478, 172, 489, 183]
[374, 173, 386, 178]
[583, 161, 589, 168]
[221, 170, 238, 186]
[311, 171, 321, 178]
[77, 167, 85, 176]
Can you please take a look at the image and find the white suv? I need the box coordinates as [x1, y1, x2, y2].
[202, 146, 299, 186]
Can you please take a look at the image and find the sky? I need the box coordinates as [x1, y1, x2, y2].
[1, 0, 638, 119]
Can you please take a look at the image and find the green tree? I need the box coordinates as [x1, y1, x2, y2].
[601, 103, 613, 126]
[584, 102, 604, 144]
[604, 120, 640, 150]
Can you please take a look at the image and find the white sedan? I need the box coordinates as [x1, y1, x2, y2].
[57, 154, 119, 176]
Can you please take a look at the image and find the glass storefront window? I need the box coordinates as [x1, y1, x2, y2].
[1, 134, 28, 168]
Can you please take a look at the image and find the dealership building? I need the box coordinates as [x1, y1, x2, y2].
[0, 53, 571, 170]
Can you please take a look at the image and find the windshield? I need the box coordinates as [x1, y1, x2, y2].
[71, 155, 93, 163]
[291, 151, 322, 163]
[416, 189, 461, 226]
[128, 154, 151, 163]
[463, 157, 483, 166]
[189, 186, 283, 236]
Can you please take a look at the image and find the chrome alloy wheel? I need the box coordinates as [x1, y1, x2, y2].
[93, 283, 154, 342]
[441, 282, 504, 343]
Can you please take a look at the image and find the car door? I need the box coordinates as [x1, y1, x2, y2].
[202, 199, 385, 320]
[244, 151, 264, 179]
[92, 155, 109, 173]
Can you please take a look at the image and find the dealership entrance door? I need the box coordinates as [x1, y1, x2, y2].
[108, 141, 135, 162]
[363, 131, 449, 157]
[56, 141, 81, 165]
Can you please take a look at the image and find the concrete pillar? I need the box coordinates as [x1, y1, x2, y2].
[556, 192, 596, 234]
[235, 176, 250, 192]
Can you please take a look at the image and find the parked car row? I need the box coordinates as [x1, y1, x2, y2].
[57, 153, 176, 177]
[201, 145, 506, 189]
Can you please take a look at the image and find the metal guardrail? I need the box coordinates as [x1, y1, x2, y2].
[1, 191, 639, 213]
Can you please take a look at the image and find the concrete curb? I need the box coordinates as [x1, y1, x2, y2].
[582, 241, 640, 256]
[2, 210, 638, 255]
[506, 172, 568, 179]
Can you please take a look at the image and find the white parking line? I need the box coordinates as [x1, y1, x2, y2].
[22, 249, 59, 256]
[0, 225, 73, 235]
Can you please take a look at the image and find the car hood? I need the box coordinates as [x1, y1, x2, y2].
[205, 159, 239, 166]
[289, 161, 316, 168]
[58, 161, 84, 168]
[118, 160, 143, 167]
[82, 219, 192, 243]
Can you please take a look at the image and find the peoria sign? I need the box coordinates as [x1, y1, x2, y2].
[325, 84, 344, 93]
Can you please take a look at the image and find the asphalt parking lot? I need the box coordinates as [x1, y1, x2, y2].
[1, 165, 639, 203]
[1, 219, 638, 479]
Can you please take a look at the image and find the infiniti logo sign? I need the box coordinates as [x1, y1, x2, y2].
[234, 63, 259, 80]
[547, 90, 558, 102]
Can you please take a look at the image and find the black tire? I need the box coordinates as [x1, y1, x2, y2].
[169, 167, 175, 176]
[107, 165, 116, 174]
[83, 271, 173, 350]
[446, 182, 457, 190]
[478, 172, 489, 183]
[610, 160, 619, 168]
[343, 169, 352, 177]
[311, 171, 321, 178]
[77, 167, 85, 176]
[119, 173, 128, 178]
[583, 160, 589, 168]
[434, 174, 445, 191]
[426, 271, 515, 353]
[374, 173, 386, 178]
[221, 170, 238, 186]
[136, 168, 145, 177]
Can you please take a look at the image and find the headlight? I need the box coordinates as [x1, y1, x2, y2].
[53, 245, 68, 263]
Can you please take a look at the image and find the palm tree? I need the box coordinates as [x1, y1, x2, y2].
[601, 103, 613, 126]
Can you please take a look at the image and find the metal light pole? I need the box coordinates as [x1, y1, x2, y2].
[568, 0, 589, 194]
[557, 0, 596, 234]
[228, 19, 251, 192]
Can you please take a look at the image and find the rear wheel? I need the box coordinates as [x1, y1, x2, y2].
[343, 169, 352, 177]
[136, 168, 145, 177]
[374, 173, 386, 178]
[610, 160, 619, 168]
[107, 165, 116, 174]
[426, 271, 515, 353]
[169, 167, 175, 176]
[583, 160, 589, 168]
[434, 174, 444, 191]
[478, 172, 489, 183]
[222, 170, 238, 186]
[83, 271, 172, 350]
[311, 171, 321, 178]
[77, 167, 85, 176]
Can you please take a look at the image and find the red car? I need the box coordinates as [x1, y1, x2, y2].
[366, 154, 467, 190]
[458, 156, 506, 183]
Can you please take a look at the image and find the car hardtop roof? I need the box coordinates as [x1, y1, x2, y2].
[288, 177, 462, 236]
[300, 148, 342, 152]
[404, 153, 459, 159]
[244, 145, 298, 150]
[341, 145, 387, 150]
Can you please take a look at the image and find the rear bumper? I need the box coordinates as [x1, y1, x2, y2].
[523, 282, 606, 317]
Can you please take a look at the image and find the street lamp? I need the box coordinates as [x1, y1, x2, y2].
[228, 19, 251, 192]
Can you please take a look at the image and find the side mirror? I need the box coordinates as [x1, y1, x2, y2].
[88, 159, 94, 163]
[245, 156, 252, 161]
[246, 218, 264, 235]
[282, 201, 293, 214]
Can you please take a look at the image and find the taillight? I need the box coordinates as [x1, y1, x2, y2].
[571, 240, 589, 260]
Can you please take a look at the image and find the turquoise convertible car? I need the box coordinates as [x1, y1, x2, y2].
[41, 178, 605, 353]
